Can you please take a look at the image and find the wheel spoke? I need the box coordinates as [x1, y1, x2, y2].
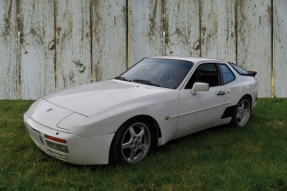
[129, 127, 136, 137]
[237, 116, 242, 123]
[138, 129, 145, 138]
[244, 109, 248, 115]
[237, 106, 241, 112]
[122, 138, 132, 149]
[241, 102, 245, 110]
[237, 112, 240, 119]
[139, 143, 147, 151]
[129, 149, 136, 160]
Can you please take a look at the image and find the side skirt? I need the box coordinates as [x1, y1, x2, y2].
[172, 117, 231, 140]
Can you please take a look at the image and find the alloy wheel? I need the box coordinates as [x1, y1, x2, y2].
[121, 122, 151, 163]
[236, 99, 251, 126]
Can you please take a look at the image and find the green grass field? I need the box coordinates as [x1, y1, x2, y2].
[0, 99, 287, 190]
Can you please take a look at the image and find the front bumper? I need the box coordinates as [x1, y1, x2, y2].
[24, 113, 115, 165]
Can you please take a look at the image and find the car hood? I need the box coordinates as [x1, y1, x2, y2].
[44, 80, 170, 116]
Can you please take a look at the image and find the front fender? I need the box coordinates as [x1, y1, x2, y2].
[69, 90, 179, 145]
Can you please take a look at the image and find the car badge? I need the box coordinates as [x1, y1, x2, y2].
[47, 108, 53, 112]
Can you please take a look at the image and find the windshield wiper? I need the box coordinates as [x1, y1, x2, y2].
[114, 76, 132, 82]
[132, 79, 160, 87]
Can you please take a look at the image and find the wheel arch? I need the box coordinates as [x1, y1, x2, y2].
[243, 94, 252, 104]
[108, 114, 162, 164]
[119, 115, 162, 145]
[109, 114, 162, 147]
[235, 94, 252, 111]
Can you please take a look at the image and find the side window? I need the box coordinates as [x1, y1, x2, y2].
[230, 63, 248, 74]
[219, 64, 235, 84]
[185, 63, 221, 89]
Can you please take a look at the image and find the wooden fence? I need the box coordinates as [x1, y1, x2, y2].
[0, 0, 286, 99]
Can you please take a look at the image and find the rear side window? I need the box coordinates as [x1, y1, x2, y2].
[230, 63, 248, 74]
[219, 64, 235, 84]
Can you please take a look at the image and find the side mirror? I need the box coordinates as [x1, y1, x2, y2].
[191, 82, 209, 95]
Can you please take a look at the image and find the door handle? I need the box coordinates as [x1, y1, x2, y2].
[217, 91, 225, 96]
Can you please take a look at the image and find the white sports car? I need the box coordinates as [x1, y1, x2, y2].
[24, 56, 259, 165]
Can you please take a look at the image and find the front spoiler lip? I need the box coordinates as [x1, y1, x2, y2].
[24, 113, 115, 165]
[31, 135, 68, 162]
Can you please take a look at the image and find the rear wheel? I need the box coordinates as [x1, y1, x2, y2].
[230, 96, 251, 127]
[110, 117, 155, 164]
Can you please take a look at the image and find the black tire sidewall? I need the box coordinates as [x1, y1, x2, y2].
[110, 117, 155, 164]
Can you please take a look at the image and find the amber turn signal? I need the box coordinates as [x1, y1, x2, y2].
[45, 135, 67, 144]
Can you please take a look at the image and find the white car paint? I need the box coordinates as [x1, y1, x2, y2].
[177, 85, 227, 131]
[43, 80, 172, 117]
[24, 113, 114, 164]
[24, 56, 259, 165]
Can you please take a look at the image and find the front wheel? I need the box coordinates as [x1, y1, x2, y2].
[110, 117, 155, 164]
[230, 96, 252, 127]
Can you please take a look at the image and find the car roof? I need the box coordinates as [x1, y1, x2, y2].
[147, 56, 226, 64]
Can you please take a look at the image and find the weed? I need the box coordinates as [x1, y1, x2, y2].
[0, 99, 287, 190]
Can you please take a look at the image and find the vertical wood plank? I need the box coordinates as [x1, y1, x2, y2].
[201, 0, 236, 62]
[0, 0, 19, 99]
[164, 0, 200, 57]
[20, 0, 55, 100]
[237, 0, 272, 97]
[129, 0, 164, 66]
[56, 0, 91, 91]
[274, 0, 287, 98]
[92, 0, 127, 81]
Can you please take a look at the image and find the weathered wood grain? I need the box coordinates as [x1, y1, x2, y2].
[20, 0, 55, 100]
[164, 0, 200, 57]
[201, 0, 236, 62]
[274, 0, 287, 98]
[56, 0, 91, 91]
[0, 0, 19, 99]
[92, 0, 127, 81]
[237, 0, 272, 98]
[129, 0, 164, 66]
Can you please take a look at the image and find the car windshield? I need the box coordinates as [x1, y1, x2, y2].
[118, 58, 193, 89]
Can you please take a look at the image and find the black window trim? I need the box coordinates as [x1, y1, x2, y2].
[215, 63, 224, 86]
[217, 63, 236, 85]
[183, 62, 223, 89]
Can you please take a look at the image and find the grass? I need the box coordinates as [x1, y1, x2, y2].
[0, 99, 287, 190]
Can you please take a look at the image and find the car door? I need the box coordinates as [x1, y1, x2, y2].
[176, 63, 227, 133]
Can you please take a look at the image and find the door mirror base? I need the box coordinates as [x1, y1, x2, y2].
[191, 82, 209, 95]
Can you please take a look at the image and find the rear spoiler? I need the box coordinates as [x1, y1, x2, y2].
[238, 71, 257, 77]
[228, 62, 257, 77]
[246, 71, 257, 77]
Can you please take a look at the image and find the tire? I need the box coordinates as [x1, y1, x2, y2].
[230, 96, 252, 127]
[110, 117, 155, 164]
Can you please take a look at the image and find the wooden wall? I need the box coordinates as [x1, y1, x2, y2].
[0, 0, 286, 99]
[0, 0, 19, 99]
